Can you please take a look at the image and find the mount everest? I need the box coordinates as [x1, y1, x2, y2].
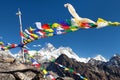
[16, 43, 107, 63]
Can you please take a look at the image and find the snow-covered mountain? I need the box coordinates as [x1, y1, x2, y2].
[26, 43, 106, 63]
[28, 43, 90, 63]
[94, 55, 107, 62]
[47, 53, 120, 80]
[106, 54, 120, 67]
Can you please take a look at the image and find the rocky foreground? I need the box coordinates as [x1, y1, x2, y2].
[0, 51, 45, 80]
[0, 50, 73, 80]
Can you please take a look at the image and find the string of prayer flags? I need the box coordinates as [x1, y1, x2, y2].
[1, 3, 120, 51]
[54, 61, 88, 80]
[23, 54, 55, 80]
[1, 19, 120, 51]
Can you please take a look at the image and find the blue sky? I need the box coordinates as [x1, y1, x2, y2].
[0, 0, 120, 59]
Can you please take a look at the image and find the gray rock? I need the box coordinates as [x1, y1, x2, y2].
[0, 74, 15, 80]
[15, 72, 36, 80]
[0, 50, 44, 80]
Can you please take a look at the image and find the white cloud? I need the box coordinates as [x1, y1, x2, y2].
[33, 44, 41, 47]
[38, 45, 41, 47]
[33, 45, 37, 47]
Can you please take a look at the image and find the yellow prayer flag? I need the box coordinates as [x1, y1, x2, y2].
[29, 27, 35, 31]
[31, 34, 39, 39]
[65, 68, 69, 71]
[47, 33, 53, 37]
[4, 47, 8, 50]
[29, 54, 34, 58]
[113, 22, 120, 25]
[27, 39, 32, 43]
[0, 42, 4, 45]
[52, 23, 60, 28]
[46, 29, 54, 32]
[71, 28, 78, 31]
[97, 18, 107, 23]
[43, 69, 48, 75]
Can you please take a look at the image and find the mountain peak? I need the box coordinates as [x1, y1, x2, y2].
[107, 54, 120, 67]
[113, 54, 120, 57]
[45, 43, 56, 51]
[46, 43, 54, 48]
[94, 54, 107, 62]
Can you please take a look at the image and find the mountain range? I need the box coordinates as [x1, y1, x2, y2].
[47, 54, 120, 80]
[19, 43, 107, 63]
[2, 43, 120, 80]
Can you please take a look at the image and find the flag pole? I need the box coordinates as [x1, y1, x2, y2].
[16, 9, 25, 63]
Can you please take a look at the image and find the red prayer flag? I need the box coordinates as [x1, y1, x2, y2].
[11, 44, 17, 48]
[61, 25, 70, 30]
[24, 49, 28, 53]
[42, 24, 50, 29]
[20, 32, 24, 37]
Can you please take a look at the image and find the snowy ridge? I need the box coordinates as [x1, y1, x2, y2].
[36, 43, 90, 63]
[27, 43, 107, 63]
